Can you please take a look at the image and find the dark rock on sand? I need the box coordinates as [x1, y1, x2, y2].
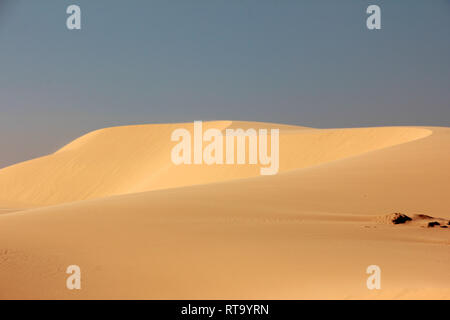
[427, 221, 440, 228]
[391, 213, 412, 224]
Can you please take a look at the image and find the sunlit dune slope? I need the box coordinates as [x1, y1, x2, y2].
[0, 125, 448, 299]
[0, 121, 431, 207]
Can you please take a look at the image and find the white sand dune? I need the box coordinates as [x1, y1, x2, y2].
[0, 121, 448, 299]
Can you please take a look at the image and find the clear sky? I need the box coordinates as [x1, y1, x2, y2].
[0, 0, 449, 168]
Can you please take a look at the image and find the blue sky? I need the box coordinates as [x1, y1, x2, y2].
[0, 0, 449, 167]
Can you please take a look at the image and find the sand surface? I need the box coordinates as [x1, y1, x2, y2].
[0, 121, 448, 299]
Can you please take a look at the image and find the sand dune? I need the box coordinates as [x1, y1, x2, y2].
[0, 121, 448, 299]
[0, 121, 431, 207]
